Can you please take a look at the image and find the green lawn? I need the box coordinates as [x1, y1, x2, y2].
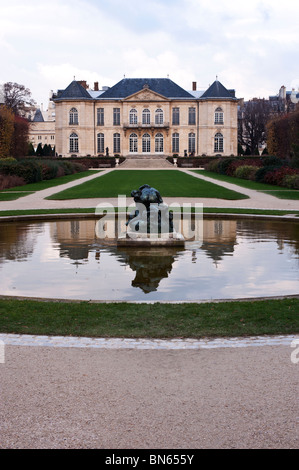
[3, 170, 101, 192]
[0, 192, 34, 201]
[196, 170, 298, 193]
[46, 170, 249, 200]
[0, 298, 298, 339]
[261, 190, 299, 200]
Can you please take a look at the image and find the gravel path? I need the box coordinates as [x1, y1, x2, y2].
[1, 343, 298, 449]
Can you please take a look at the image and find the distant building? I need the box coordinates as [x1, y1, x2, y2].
[269, 85, 299, 115]
[0, 85, 5, 106]
[52, 77, 239, 158]
[28, 91, 56, 151]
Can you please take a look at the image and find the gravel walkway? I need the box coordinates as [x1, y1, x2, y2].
[1, 342, 298, 449]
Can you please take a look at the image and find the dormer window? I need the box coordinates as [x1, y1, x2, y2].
[215, 107, 224, 125]
[69, 108, 78, 125]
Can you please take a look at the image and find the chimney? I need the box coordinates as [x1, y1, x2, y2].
[94, 82, 99, 91]
[192, 82, 197, 91]
[78, 80, 88, 89]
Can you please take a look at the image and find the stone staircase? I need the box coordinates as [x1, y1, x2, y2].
[119, 155, 174, 169]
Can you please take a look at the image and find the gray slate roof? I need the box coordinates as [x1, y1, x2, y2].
[200, 80, 237, 100]
[33, 108, 44, 122]
[99, 78, 194, 99]
[54, 80, 92, 101]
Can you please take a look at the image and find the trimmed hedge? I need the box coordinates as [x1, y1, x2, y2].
[204, 156, 299, 188]
[0, 158, 85, 187]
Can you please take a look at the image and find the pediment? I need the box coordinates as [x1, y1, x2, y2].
[124, 88, 168, 102]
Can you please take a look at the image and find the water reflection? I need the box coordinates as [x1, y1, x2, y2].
[0, 217, 298, 300]
[115, 247, 181, 293]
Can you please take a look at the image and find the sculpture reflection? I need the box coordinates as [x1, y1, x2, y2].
[116, 246, 182, 293]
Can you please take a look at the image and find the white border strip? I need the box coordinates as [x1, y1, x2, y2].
[0, 334, 298, 350]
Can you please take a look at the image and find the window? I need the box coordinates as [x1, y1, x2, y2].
[215, 107, 224, 125]
[142, 133, 151, 153]
[142, 109, 151, 125]
[113, 133, 120, 154]
[172, 107, 180, 125]
[214, 133, 224, 153]
[188, 107, 196, 125]
[129, 109, 138, 125]
[97, 133, 104, 154]
[97, 108, 104, 126]
[155, 108, 164, 125]
[129, 133, 138, 153]
[113, 108, 120, 126]
[172, 133, 179, 153]
[69, 133, 79, 153]
[155, 133, 164, 153]
[69, 108, 78, 125]
[188, 133, 196, 154]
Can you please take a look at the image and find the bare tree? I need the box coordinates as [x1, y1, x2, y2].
[3, 82, 36, 117]
[238, 99, 271, 154]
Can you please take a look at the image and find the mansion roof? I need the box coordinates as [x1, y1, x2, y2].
[54, 78, 237, 102]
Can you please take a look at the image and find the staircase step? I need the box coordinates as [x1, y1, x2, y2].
[120, 158, 173, 169]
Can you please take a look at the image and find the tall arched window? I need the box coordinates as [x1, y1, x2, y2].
[113, 133, 120, 154]
[129, 133, 138, 153]
[69, 133, 79, 153]
[142, 109, 151, 125]
[155, 133, 164, 153]
[69, 108, 78, 125]
[214, 133, 224, 153]
[129, 109, 138, 125]
[142, 133, 151, 153]
[172, 133, 179, 153]
[188, 133, 196, 154]
[97, 133, 104, 154]
[155, 108, 164, 125]
[215, 107, 224, 125]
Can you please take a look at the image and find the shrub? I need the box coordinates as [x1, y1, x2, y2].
[205, 159, 221, 172]
[235, 165, 258, 180]
[282, 174, 299, 189]
[0, 174, 25, 190]
[263, 166, 299, 186]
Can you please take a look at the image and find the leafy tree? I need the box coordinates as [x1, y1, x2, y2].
[0, 106, 14, 158]
[11, 115, 29, 158]
[36, 143, 44, 156]
[3, 82, 36, 117]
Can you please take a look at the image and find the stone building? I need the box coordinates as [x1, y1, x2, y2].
[53, 77, 239, 158]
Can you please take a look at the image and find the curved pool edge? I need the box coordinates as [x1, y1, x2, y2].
[0, 293, 299, 304]
[0, 211, 298, 224]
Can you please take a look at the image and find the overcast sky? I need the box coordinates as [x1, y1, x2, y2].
[0, 0, 298, 108]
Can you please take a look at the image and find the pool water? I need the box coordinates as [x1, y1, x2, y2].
[0, 218, 298, 301]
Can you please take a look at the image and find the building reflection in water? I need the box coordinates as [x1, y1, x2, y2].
[0, 222, 43, 262]
[49, 217, 238, 293]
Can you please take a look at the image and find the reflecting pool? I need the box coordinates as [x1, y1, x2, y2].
[0, 218, 298, 301]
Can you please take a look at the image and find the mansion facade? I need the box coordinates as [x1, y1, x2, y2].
[33, 77, 239, 157]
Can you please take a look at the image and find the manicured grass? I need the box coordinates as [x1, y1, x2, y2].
[3, 170, 101, 192]
[0, 298, 298, 338]
[197, 170, 298, 193]
[261, 190, 299, 200]
[46, 170, 249, 200]
[0, 192, 34, 201]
